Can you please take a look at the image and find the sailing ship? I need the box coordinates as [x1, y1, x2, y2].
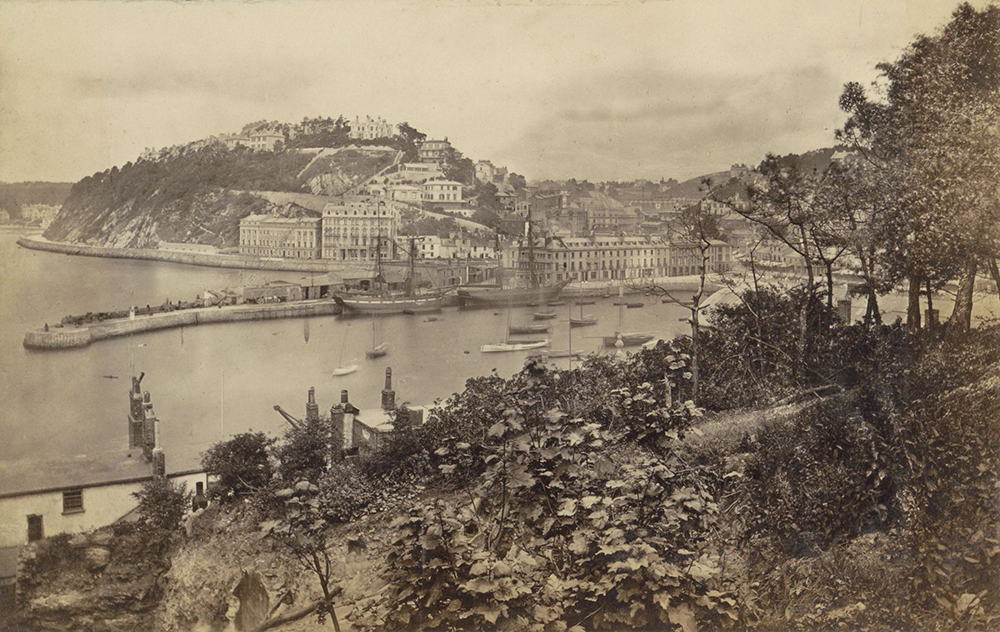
[458, 207, 568, 307]
[602, 287, 654, 347]
[335, 230, 450, 314]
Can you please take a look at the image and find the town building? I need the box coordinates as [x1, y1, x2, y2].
[239, 215, 322, 259]
[417, 138, 452, 163]
[386, 183, 422, 204]
[349, 115, 396, 141]
[221, 130, 283, 152]
[668, 240, 734, 276]
[475, 160, 497, 183]
[415, 235, 497, 260]
[21, 204, 60, 228]
[247, 131, 284, 152]
[422, 180, 465, 210]
[504, 235, 672, 283]
[321, 196, 397, 262]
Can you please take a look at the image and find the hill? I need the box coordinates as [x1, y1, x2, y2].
[44, 142, 400, 249]
[0, 181, 74, 218]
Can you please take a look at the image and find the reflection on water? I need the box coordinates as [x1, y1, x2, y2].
[0, 234, 691, 475]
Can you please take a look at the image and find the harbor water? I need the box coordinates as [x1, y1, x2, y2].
[0, 233, 693, 478]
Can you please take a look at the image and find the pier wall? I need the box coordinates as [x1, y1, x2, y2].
[17, 237, 334, 273]
[23, 301, 343, 350]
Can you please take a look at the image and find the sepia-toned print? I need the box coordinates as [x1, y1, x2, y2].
[0, 1, 997, 630]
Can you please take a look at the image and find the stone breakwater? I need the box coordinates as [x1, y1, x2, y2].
[17, 236, 333, 272]
[24, 300, 343, 350]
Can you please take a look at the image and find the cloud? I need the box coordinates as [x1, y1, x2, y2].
[500, 63, 846, 181]
[66, 57, 315, 103]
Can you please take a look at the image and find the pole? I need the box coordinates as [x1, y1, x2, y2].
[567, 300, 573, 371]
[220, 368, 225, 438]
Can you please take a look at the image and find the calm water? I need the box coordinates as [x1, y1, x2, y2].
[0, 233, 691, 477]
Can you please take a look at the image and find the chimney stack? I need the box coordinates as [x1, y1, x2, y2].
[306, 387, 319, 422]
[381, 368, 396, 410]
[341, 390, 349, 404]
[341, 390, 354, 450]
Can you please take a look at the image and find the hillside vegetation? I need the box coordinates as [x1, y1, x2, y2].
[0, 181, 73, 218]
[44, 140, 399, 249]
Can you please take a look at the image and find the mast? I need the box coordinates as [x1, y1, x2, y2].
[408, 236, 416, 297]
[527, 205, 538, 289]
[375, 201, 383, 296]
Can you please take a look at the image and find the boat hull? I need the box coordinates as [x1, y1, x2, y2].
[457, 281, 569, 308]
[570, 318, 597, 327]
[481, 339, 550, 353]
[602, 333, 655, 347]
[509, 325, 549, 334]
[335, 294, 445, 314]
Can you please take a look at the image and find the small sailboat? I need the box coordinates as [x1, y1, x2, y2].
[333, 322, 358, 376]
[533, 311, 558, 320]
[570, 290, 597, 327]
[365, 319, 388, 359]
[546, 300, 565, 306]
[626, 302, 645, 309]
[603, 287, 654, 347]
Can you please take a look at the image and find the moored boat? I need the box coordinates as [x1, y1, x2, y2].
[331, 364, 359, 377]
[570, 317, 597, 327]
[509, 324, 550, 335]
[602, 332, 655, 347]
[481, 339, 550, 353]
[533, 311, 557, 320]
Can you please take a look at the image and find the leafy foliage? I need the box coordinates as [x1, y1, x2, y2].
[133, 476, 190, 535]
[201, 431, 275, 502]
[352, 358, 737, 631]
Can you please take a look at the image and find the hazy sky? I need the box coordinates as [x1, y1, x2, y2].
[0, 0, 972, 184]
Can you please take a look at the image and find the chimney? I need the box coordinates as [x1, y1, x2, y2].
[381, 368, 396, 410]
[306, 387, 319, 422]
[152, 417, 165, 477]
[341, 390, 354, 451]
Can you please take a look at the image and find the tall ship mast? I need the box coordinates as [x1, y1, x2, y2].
[457, 204, 568, 308]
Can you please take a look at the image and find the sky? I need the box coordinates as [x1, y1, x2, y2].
[0, 0, 975, 184]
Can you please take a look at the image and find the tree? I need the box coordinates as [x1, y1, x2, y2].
[837, 3, 1000, 335]
[508, 172, 527, 191]
[202, 431, 275, 501]
[629, 199, 721, 402]
[707, 161, 826, 374]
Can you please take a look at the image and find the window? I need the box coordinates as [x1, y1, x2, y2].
[27, 514, 43, 542]
[63, 489, 83, 514]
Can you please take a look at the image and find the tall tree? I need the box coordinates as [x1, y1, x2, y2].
[838, 3, 1000, 335]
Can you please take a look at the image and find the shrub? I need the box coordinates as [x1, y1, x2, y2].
[134, 476, 190, 534]
[274, 417, 335, 483]
[202, 431, 275, 501]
